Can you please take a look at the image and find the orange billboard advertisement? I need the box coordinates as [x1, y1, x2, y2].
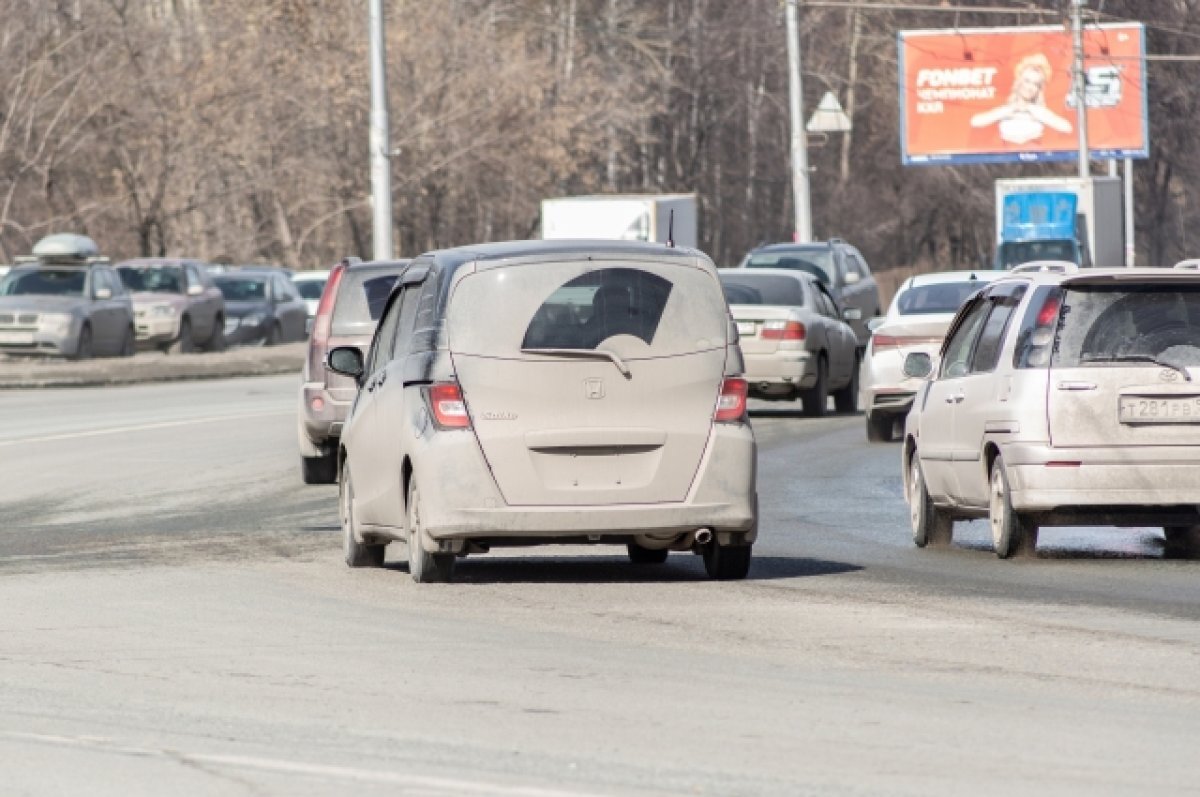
[898, 23, 1147, 165]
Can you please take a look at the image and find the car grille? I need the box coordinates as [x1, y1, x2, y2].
[134, 309, 147, 320]
[0, 312, 37, 326]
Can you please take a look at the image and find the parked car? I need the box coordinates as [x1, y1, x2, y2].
[0, 234, 134, 359]
[860, 270, 1001, 442]
[739, 238, 880, 347]
[719, 269, 860, 416]
[298, 258, 407, 483]
[214, 271, 307, 345]
[292, 269, 331, 327]
[327, 240, 758, 582]
[116, 258, 225, 353]
[904, 263, 1200, 559]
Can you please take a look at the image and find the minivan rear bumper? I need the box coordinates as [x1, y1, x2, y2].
[1004, 442, 1200, 511]
[417, 423, 758, 540]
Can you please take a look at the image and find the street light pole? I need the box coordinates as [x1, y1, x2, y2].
[1071, 0, 1090, 179]
[368, 0, 394, 260]
[785, 0, 813, 243]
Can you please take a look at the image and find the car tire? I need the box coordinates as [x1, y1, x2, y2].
[168, 318, 194, 354]
[832, 353, 859, 413]
[801, 355, 828, 417]
[340, 463, 386, 568]
[71, 325, 93, 361]
[265, 322, 282, 346]
[703, 540, 752, 580]
[406, 477, 456, 583]
[627, 543, 669, 564]
[206, 317, 226, 352]
[989, 455, 1038, 559]
[866, 411, 893, 443]
[1163, 526, 1200, 559]
[908, 452, 953, 548]
[301, 452, 337, 485]
[119, 325, 135, 357]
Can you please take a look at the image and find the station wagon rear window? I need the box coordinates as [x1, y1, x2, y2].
[719, 275, 805, 307]
[896, 281, 983, 315]
[1055, 285, 1200, 369]
[331, 271, 401, 336]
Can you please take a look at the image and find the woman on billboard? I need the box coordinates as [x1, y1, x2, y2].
[970, 53, 1072, 145]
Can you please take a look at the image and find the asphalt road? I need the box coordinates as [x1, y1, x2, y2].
[2, 375, 1199, 796]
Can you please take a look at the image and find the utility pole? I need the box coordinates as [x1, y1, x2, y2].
[1071, 0, 1089, 179]
[368, 0, 394, 260]
[785, 0, 813, 242]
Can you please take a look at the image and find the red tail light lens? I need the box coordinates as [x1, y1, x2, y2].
[1036, 293, 1062, 328]
[872, 333, 942, 351]
[872, 333, 900, 350]
[311, 262, 347, 343]
[426, 382, 472, 429]
[715, 378, 749, 423]
[761, 320, 806, 340]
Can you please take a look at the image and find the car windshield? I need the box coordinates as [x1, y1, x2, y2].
[295, 279, 327, 300]
[896, 281, 984, 315]
[0, 268, 86, 296]
[1055, 285, 1200, 369]
[331, 271, 401, 336]
[996, 240, 1076, 269]
[744, 249, 833, 286]
[215, 277, 266, 301]
[117, 265, 183, 293]
[719, 274, 806, 307]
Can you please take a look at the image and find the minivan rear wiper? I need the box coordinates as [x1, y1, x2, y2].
[1080, 353, 1193, 381]
[520, 347, 632, 378]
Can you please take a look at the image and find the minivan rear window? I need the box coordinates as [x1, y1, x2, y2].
[331, 270, 401, 336]
[719, 274, 805, 307]
[1055, 285, 1200, 369]
[522, 268, 671, 350]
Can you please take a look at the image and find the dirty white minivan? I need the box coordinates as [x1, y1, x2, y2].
[328, 241, 758, 582]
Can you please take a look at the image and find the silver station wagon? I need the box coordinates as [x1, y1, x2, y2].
[904, 263, 1200, 559]
[328, 240, 758, 582]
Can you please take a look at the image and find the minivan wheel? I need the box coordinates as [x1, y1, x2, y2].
[989, 455, 1038, 559]
[801, 356, 828, 417]
[703, 541, 752, 580]
[119, 325, 136, 357]
[832, 354, 859, 413]
[1163, 526, 1200, 559]
[169, 317, 194, 354]
[206, 317, 226, 352]
[301, 452, 337, 485]
[72, 325, 93, 361]
[909, 453, 953, 548]
[627, 543, 669, 564]
[866, 411, 893, 442]
[406, 478, 456, 583]
[340, 464, 386, 568]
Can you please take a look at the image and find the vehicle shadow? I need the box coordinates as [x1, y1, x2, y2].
[749, 407, 863, 419]
[383, 554, 862, 584]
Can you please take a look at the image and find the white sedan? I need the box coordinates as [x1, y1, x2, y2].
[860, 270, 1000, 441]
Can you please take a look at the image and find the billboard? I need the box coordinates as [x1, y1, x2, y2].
[898, 23, 1147, 166]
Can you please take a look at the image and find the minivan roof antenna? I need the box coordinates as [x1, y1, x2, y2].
[666, 209, 675, 248]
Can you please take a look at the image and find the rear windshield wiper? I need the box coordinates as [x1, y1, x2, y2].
[1080, 354, 1193, 381]
[520, 347, 632, 378]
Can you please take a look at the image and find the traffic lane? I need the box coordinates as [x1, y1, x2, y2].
[749, 405, 1200, 621]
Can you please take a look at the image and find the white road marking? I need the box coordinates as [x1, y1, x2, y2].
[3, 731, 609, 796]
[0, 409, 291, 447]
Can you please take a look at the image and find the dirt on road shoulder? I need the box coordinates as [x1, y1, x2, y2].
[0, 343, 305, 389]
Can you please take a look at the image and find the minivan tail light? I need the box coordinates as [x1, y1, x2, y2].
[426, 382, 472, 429]
[715, 378, 749, 423]
[1036, 293, 1062, 328]
[761, 320, 806, 340]
[311, 262, 347, 344]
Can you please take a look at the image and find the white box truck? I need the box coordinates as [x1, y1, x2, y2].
[993, 177, 1123, 269]
[540, 194, 698, 249]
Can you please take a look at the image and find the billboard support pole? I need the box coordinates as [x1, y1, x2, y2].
[1071, 0, 1090, 179]
[1124, 158, 1135, 267]
[785, 0, 813, 243]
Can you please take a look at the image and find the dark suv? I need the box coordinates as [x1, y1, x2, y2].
[297, 257, 409, 483]
[739, 239, 881, 348]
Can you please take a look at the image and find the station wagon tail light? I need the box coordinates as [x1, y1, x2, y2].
[307, 263, 346, 379]
[761, 320, 805, 340]
[715, 378, 749, 423]
[1036, 293, 1062, 328]
[426, 382, 472, 429]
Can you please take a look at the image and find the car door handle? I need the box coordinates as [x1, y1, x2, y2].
[944, 392, 965, 404]
[1057, 381, 1097, 391]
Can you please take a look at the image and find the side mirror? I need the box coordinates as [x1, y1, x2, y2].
[843, 271, 861, 285]
[842, 307, 862, 321]
[902, 352, 934, 380]
[327, 346, 365, 381]
[187, 284, 204, 296]
[93, 287, 112, 300]
[867, 316, 886, 332]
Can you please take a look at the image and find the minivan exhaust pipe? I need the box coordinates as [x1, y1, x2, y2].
[694, 528, 713, 545]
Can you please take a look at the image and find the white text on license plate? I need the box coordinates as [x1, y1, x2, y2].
[0, 330, 34, 345]
[736, 321, 756, 336]
[1119, 396, 1200, 423]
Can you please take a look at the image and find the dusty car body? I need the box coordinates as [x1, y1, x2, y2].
[297, 258, 407, 483]
[330, 240, 758, 582]
[215, 271, 308, 345]
[904, 265, 1200, 559]
[117, 258, 225, 352]
[0, 234, 134, 359]
[861, 270, 1001, 441]
[719, 268, 860, 415]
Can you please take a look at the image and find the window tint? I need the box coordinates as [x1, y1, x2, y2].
[1054, 285, 1200, 369]
[295, 279, 327, 300]
[522, 268, 672, 350]
[367, 290, 405, 375]
[185, 265, 201, 290]
[214, 277, 266, 300]
[389, 283, 421, 359]
[331, 270, 401, 336]
[970, 298, 1019, 374]
[897, 281, 985, 315]
[851, 251, 871, 275]
[0, 268, 84, 297]
[719, 274, 805, 307]
[744, 249, 833, 286]
[118, 265, 183, 293]
[940, 300, 990, 378]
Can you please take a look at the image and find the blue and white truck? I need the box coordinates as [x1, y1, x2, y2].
[993, 176, 1124, 269]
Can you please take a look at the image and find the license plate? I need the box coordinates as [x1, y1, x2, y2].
[0, 330, 34, 345]
[1119, 395, 1200, 424]
[736, 321, 756, 336]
